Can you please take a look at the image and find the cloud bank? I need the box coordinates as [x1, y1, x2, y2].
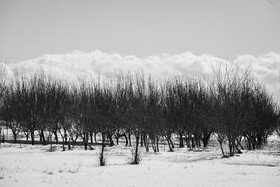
[235, 52, 280, 95]
[1, 50, 280, 97]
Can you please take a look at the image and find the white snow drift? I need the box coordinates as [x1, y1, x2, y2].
[0, 138, 280, 187]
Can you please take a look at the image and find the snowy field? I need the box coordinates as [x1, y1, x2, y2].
[1, 136, 280, 187]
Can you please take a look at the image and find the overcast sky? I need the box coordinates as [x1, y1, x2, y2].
[0, 0, 280, 63]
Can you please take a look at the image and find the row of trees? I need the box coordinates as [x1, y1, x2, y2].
[0, 67, 279, 161]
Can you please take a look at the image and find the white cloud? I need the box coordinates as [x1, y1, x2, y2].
[235, 52, 280, 97]
[1, 50, 280, 98]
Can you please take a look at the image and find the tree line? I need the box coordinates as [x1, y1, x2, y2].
[0, 67, 279, 160]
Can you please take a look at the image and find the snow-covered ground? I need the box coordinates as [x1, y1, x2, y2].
[0, 136, 280, 187]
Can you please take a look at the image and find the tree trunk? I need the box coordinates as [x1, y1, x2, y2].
[54, 131, 58, 144]
[84, 132, 88, 150]
[62, 140, 65, 151]
[12, 131, 17, 143]
[179, 133, 184, 148]
[49, 133, 53, 152]
[251, 135, 256, 150]
[115, 134, 119, 145]
[219, 140, 226, 157]
[195, 135, 200, 148]
[133, 134, 140, 164]
[229, 139, 234, 156]
[128, 132, 131, 146]
[100, 132, 106, 166]
[39, 130, 42, 142]
[108, 133, 114, 147]
[31, 131, 35, 145]
[144, 134, 149, 152]
[90, 132, 93, 144]
[236, 138, 244, 150]
[185, 136, 191, 148]
[156, 136, 159, 152]
[94, 132, 97, 143]
[166, 138, 174, 152]
[170, 139, 174, 149]
[151, 139, 156, 153]
[115, 129, 119, 145]
[245, 135, 252, 150]
[64, 129, 67, 146]
[124, 134, 128, 147]
[41, 129, 46, 145]
[202, 133, 211, 148]
[191, 136, 195, 148]
[234, 141, 242, 154]
[60, 131, 66, 151]
[68, 140, 71, 150]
